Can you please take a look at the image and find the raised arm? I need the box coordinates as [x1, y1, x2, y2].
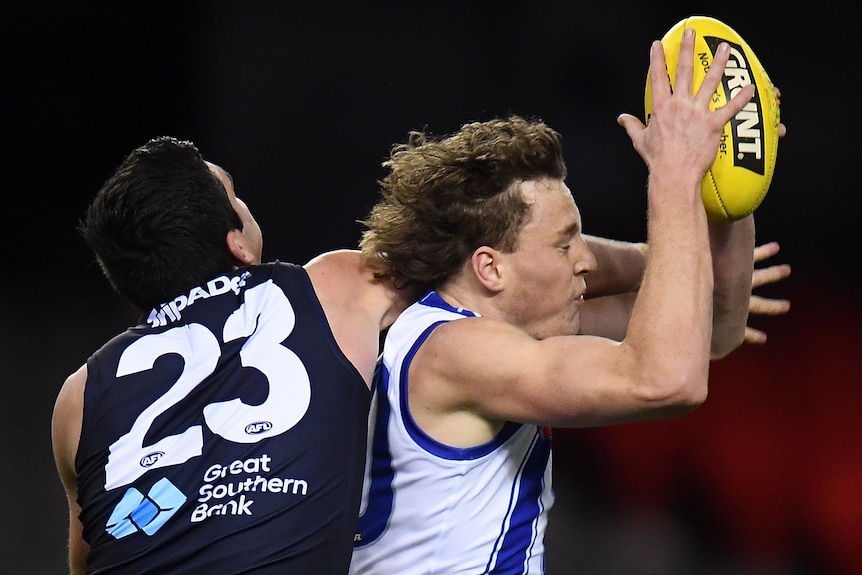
[707, 215, 756, 358]
[612, 31, 745, 410]
[424, 31, 758, 431]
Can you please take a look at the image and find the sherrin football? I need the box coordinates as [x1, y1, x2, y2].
[644, 16, 781, 221]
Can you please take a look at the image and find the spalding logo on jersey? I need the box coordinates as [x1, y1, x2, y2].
[703, 36, 765, 175]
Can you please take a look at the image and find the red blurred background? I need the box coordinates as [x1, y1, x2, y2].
[552, 281, 862, 574]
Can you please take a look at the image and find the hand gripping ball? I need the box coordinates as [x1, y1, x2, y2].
[644, 16, 781, 221]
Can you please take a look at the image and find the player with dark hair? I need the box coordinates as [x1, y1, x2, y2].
[350, 30, 764, 573]
[51, 136, 416, 574]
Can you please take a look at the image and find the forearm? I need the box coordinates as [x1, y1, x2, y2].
[708, 214, 756, 358]
[615, 27, 755, 399]
[583, 235, 647, 298]
[625, 171, 713, 391]
[578, 292, 636, 340]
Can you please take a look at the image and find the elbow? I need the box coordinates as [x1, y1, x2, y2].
[710, 318, 747, 360]
[710, 335, 744, 360]
[668, 371, 708, 412]
[684, 377, 709, 410]
[640, 363, 709, 416]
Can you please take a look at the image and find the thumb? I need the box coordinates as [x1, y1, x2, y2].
[617, 112, 644, 133]
[617, 113, 645, 151]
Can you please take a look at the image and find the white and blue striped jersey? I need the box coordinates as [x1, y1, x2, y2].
[351, 291, 554, 575]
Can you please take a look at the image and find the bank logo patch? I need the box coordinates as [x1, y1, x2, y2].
[106, 477, 187, 538]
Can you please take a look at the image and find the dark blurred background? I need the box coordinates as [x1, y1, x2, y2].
[4, 2, 859, 574]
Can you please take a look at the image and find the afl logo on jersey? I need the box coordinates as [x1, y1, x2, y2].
[245, 421, 273, 435]
[140, 451, 165, 467]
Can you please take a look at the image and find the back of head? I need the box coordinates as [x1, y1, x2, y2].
[81, 136, 243, 311]
[360, 115, 567, 291]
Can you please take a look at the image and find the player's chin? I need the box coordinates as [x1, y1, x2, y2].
[534, 313, 579, 340]
[564, 307, 581, 336]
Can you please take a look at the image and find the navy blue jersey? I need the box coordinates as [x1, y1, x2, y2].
[75, 262, 370, 574]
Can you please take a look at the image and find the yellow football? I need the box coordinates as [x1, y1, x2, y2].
[644, 16, 781, 221]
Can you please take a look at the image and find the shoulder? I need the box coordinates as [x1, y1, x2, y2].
[303, 250, 417, 385]
[303, 249, 364, 282]
[304, 250, 379, 316]
[53, 364, 86, 431]
[304, 249, 415, 330]
[406, 315, 541, 443]
[413, 314, 541, 394]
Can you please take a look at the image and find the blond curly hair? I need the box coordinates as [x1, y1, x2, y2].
[360, 115, 567, 291]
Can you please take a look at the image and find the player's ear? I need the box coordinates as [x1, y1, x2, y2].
[227, 229, 254, 266]
[470, 246, 504, 293]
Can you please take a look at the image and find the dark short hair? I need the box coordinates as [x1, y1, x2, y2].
[360, 116, 567, 290]
[81, 136, 244, 310]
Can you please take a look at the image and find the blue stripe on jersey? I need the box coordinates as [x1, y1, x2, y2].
[354, 364, 396, 548]
[398, 321, 520, 461]
[418, 291, 479, 317]
[486, 430, 551, 574]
